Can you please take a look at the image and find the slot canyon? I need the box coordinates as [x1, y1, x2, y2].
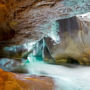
[0, 0, 90, 90]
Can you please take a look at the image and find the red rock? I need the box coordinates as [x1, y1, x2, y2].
[0, 69, 54, 90]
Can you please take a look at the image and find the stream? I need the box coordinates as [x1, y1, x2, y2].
[26, 61, 90, 90]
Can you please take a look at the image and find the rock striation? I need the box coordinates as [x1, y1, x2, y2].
[0, 0, 90, 45]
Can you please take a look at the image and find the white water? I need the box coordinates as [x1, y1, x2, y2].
[26, 61, 90, 90]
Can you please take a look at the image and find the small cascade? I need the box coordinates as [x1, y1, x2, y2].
[24, 38, 55, 64]
[24, 39, 44, 64]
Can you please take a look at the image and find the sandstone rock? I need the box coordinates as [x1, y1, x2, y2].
[0, 69, 54, 90]
[0, 0, 90, 66]
[0, 0, 89, 45]
[45, 16, 90, 65]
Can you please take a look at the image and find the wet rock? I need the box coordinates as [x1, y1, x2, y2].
[0, 69, 54, 90]
[45, 16, 90, 65]
[0, 58, 21, 71]
[0, 15, 90, 66]
[0, 0, 90, 66]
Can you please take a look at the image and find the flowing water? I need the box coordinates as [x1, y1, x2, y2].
[26, 61, 90, 90]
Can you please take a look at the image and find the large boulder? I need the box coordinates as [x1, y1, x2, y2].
[45, 16, 90, 65]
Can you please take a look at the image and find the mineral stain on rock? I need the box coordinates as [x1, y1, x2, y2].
[0, 69, 54, 90]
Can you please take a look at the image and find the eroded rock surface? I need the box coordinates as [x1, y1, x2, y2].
[0, 69, 54, 90]
[0, 0, 90, 45]
[0, 15, 90, 67]
[0, 0, 90, 69]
